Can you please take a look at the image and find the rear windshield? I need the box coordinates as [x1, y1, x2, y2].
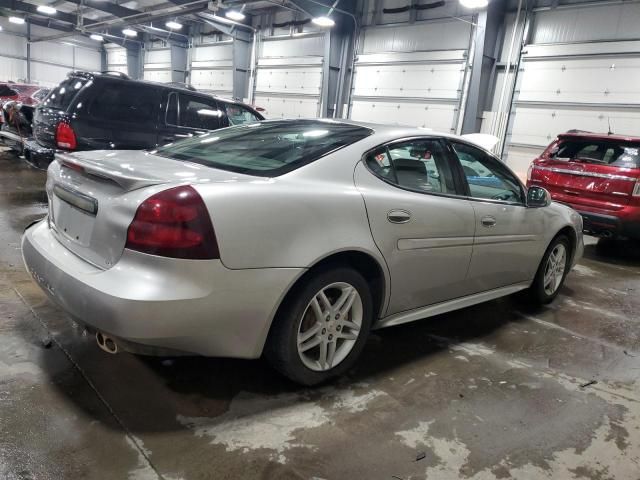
[552, 139, 640, 168]
[41, 77, 88, 110]
[153, 120, 373, 176]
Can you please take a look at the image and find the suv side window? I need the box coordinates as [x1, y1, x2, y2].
[223, 103, 260, 125]
[89, 83, 158, 123]
[179, 94, 222, 130]
[450, 141, 524, 204]
[365, 139, 457, 195]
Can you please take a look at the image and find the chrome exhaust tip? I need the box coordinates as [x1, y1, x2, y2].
[96, 331, 118, 354]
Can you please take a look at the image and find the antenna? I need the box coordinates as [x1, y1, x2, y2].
[608, 117, 614, 135]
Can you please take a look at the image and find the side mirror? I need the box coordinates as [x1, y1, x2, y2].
[527, 186, 552, 208]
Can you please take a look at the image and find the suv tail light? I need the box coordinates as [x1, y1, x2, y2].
[125, 185, 219, 259]
[527, 163, 534, 182]
[56, 122, 77, 150]
[633, 180, 640, 197]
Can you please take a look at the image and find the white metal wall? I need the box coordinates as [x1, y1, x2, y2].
[143, 48, 172, 83]
[0, 31, 27, 81]
[350, 19, 472, 132]
[254, 34, 325, 119]
[106, 45, 128, 75]
[504, 3, 640, 178]
[190, 42, 234, 95]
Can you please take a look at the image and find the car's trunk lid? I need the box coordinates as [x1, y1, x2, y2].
[47, 150, 260, 269]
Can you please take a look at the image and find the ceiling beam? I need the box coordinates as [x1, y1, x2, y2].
[0, 0, 78, 25]
[62, 0, 144, 20]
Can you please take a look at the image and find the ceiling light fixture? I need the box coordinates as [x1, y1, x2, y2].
[165, 21, 182, 30]
[311, 16, 335, 27]
[9, 16, 26, 25]
[122, 28, 137, 37]
[459, 0, 489, 8]
[90, 34, 104, 41]
[37, 5, 57, 15]
[225, 10, 246, 21]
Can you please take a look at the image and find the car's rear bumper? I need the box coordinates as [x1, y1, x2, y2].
[566, 206, 640, 239]
[22, 219, 303, 358]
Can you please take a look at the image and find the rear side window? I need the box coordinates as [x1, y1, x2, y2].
[153, 120, 373, 176]
[42, 78, 87, 109]
[552, 140, 640, 168]
[0, 85, 18, 97]
[89, 83, 159, 123]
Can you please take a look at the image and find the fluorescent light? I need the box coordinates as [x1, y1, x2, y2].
[37, 5, 57, 15]
[311, 16, 335, 27]
[9, 16, 26, 25]
[165, 21, 182, 30]
[459, 0, 489, 8]
[122, 28, 137, 37]
[225, 10, 246, 21]
[90, 34, 104, 41]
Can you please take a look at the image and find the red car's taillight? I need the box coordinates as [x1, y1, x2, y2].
[55, 122, 77, 150]
[633, 180, 640, 197]
[125, 185, 219, 260]
[527, 162, 535, 182]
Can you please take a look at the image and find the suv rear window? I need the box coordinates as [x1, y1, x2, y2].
[42, 77, 88, 109]
[552, 139, 640, 168]
[0, 85, 18, 97]
[153, 120, 373, 176]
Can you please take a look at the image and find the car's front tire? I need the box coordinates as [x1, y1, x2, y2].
[265, 266, 373, 386]
[525, 235, 571, 304]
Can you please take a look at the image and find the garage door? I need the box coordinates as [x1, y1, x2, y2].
[106, 45, 128, 75]
[504, 4, 640, 178]
[350, 20, 472, 133]
[254, 34, 324, 119]
[143, 48, 172, 83]
[190, 42, 234, 96]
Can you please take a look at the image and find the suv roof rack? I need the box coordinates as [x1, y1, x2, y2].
[101, 71, 131, 79]
[166, 82, 197, 91]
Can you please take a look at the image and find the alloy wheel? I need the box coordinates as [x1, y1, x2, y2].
[543, 243, 567, 296]
[297, 282, 363, 372]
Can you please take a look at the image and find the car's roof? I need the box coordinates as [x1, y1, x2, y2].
[558, 131, 640, 143]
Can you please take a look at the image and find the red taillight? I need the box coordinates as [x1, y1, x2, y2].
[56, 122, 77, 150]
[125, 185, 219, 259]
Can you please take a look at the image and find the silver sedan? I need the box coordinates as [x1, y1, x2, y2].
[22, 119, 584, 385]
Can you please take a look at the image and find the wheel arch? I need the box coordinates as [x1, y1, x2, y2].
[259, 248, 390, 356]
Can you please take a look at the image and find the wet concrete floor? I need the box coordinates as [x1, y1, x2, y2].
[1, 148, 639, 479]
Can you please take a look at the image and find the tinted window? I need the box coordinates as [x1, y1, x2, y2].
[42, 78, 87, 109]
[0, 85, 18, 97]
[153, 120, 373, 176]
[89, 83, 158, 123]
[365, 139, 457, 195]
[552, 139, 640, 168]
[224, 103, 260, 125]
[451, 142, 524, 204]
[179, 94, 222, 130]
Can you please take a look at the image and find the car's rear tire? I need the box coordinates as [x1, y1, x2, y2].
[265, 266, 373, 386]
[524, 235, 571, 305]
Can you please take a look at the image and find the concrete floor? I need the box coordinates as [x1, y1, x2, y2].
[1, 148, 639, 480]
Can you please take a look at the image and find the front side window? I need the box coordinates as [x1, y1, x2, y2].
[179, 94, 223, 130]
[153, 120, 373, 176]
[224, 103, 260, 125]
[552, 139, 640, 168]
[451, 142, 524, 204]
[365, 139, 457, 195]
[89, 83, 158, 122]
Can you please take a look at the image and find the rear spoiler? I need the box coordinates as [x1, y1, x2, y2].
[460, 133, 499, 152]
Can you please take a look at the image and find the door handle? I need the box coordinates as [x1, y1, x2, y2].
[481, 216, 497, 227]
[387, 209, 412, 224]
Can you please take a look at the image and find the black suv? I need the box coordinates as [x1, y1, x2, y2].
[27, 71, 263, 165]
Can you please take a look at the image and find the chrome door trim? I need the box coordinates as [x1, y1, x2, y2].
[397, 236, 474, 250]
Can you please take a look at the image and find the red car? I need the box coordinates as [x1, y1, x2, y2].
[527, 131, 640, 240]
[0, 83, 49, 106]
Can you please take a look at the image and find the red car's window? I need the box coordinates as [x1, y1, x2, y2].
[552, 140, 640, 168]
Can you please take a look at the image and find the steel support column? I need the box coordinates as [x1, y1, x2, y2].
[126, 44, 143, 80]
[170, 43, 188, 83]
